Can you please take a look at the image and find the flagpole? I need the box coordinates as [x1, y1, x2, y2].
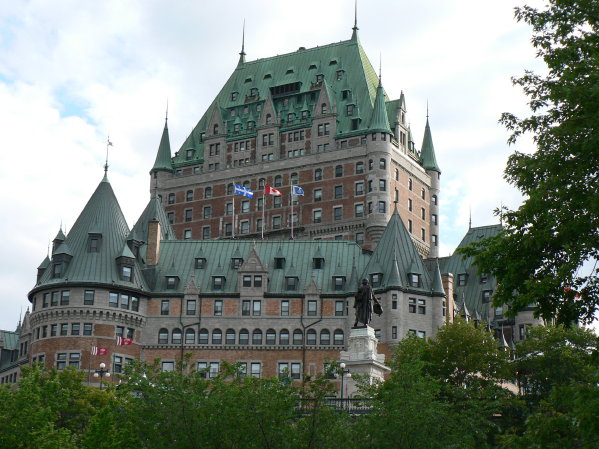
[232, 195, 235, 239]
[261, 193, 265, 240]
[88, 344, 93, 385]
[290, 184, 294, 240]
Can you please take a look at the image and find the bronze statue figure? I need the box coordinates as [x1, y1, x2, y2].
[353, 278, 383, 327]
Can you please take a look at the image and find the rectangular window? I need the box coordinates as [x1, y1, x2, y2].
[378, 201, 386, 213]
[482, 290, 493, 303]
[242, 275, 252, 287]
[421, 208, 426, 220]
[120, 294, 129, 310]
[203, 206, 212, 219]
[313, 209, 322, 223]
[131, 296, 139, 312]
[242, 300, 251, 316]
[392, 326, 397, 339]
[161, 300, 169, 315]
[307, 300, 317, 316]
[409, 298, 416, 313]
[109, 292, 118, 307]
[84, 290, 95, 305]
[254, 275, 262, 287]
[418, 299, 426, 314]
[313, 188, 322, 202]
[51, 291, 59, 306]
[214, 300, 223, 316]
[212, 276, 225, 290]
[252, 300, 262, 316]
[83, 323, 93, 336]
[210, 362, 219, 378]
[291, 362, 301, 379]
[457, 273, 468, 286]
[272, 216, 281, 229]
[185, 209, 193, 222]
[60, 290, 70, 305]
[60, 323, 68, 336]
[281, 300, 289, 316]
[71, 323, 80, 336]
[335, 300, 345, 316]
[162, 361, 175, 372]
[251, 362, 261, 378]
[51, 324, 57, 336]
[186, 300, 196, 315]
[333, 277, 345, 291]
[334, 185, 343, 199]
[334, 206, 343, 221]
[286, 277, 298, 290]
[355, 182, 364, 196]
[354, 203, 364, 218]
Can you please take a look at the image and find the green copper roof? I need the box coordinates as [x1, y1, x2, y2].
[419, 118, 440, 173]
[130, 194, 176, 244]
[151, 120, 173, 173]
[54, 228, 66, 242]
[441, 224, 503, 320]
[37, 255, 50, 270]
[154, 240, 369, 294]
[369, 78, 392, 134]
[34, 176, 148, 292]
[173, 35, 389, 166]
[0, 330, 19, 350]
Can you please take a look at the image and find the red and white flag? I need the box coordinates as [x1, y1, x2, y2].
[116, 336, 133, 346]
[265, 185, 281, 196]
[91, 346, 108, 355]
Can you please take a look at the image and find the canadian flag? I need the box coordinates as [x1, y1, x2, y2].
[91, 346, 108, 355]
[265, 185, 282, 196]
[116, 336, 133, 346]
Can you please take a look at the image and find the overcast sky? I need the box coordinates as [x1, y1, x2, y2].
[0, 0, 545, 331]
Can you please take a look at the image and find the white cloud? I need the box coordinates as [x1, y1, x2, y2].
[0, 0, 544, 329]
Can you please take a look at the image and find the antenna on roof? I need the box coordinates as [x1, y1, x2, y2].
[104, 135, 113, 175]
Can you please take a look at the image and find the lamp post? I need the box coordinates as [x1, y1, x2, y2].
[338, 362, 351, 404]
[93, 362, 111, 390]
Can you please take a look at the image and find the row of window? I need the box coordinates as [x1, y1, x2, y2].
[0, 372, 18, 384]
[157, 328, 345, 346]
[456, 273, 489, 286]
[33, 290, 140, 312]
[34, 322, 94, 339]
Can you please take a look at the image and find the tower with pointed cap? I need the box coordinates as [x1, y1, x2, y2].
[419, 111, 441, 257]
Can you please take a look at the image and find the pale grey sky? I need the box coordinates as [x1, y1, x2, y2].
[0, 0, 542, 330]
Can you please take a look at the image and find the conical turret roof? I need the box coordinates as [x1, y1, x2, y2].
[151, 119, 173, 174]
[419, 118, 440, 173]
[368, 78, 391, 134]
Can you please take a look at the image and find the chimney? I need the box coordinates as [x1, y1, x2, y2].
[442, 273, 455, 324]
[146, 219, 161, 266]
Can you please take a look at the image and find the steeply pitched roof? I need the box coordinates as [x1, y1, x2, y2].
[369, 78, 392, 134]
[151, 120, 173, 173]
[419, 118, 440, 173]
[129, 194, 175, 243]
[33, 176, 148, 292]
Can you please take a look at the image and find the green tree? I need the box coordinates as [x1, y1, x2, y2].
[459, 0, 599, 325]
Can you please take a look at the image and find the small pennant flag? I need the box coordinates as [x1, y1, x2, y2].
[91, 346, 109, 355]
[116, 336, 133, 346]
[234, 184, 253, 198]
[292, 185, 304, 196]
[265, 185, 282, 196]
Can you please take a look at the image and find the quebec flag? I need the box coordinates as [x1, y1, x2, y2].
[292, 185, 304, 196]
[234, 184, 254, 198]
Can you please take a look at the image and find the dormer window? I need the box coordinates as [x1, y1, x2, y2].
[88, 234, 102, 253]
[482, 290, 493, 303]
[274, 257, 285, 269]
[121, 266, 133, 282]
[212, 276, 225, 290]
[370, 273, 383, 288]
[53, 263, 63, 278]
[409, 273, 421, 288]
[333, 276, 345, 291]
[247, 121, 255, 130]
[336, 70, 344, 80]
[287, 113, 295, 123]
[195, 258, 206, 269]
[233, 123, 240, 132]
[457, 273, 468, 286]
[316, 74, 324, 83]
[231, 258, 243, 269]
[285, 276, 299, 291]
[213, 124, 219, 134]
[166, 276, 179, 290]
[301, 110, 308, 120]
[480, 274, 488, 284]
[231, 92, 239, 101]
[250, 88, 258, 96]
[312, 258, 324, 269]
[186, 149, 194, 160]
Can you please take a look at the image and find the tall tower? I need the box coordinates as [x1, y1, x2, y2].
[419, 116, 441, 258]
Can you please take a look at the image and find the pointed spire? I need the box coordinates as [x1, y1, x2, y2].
[368, 75, 391, 134]
[469, 207, 472, 230]
[351, 0, 359, 41]
[238, 20, 246, 66]
[104, 136, 113, 177]
[431, 259, 445, 296]
[151, 117, 173, 174]
[419, 113, 441, 173]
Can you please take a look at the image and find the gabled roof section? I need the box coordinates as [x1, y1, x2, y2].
[444, 225, 503, 321]
[31, 176, 148, 293]
[362, 210, 433, 293]
[151, 119, 173, 174]
[130, 194, 175, 243]
[419, 118, 440, 173]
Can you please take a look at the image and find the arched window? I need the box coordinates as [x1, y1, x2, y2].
[259, 178, 266, 189]
[185, 328, 195, 344]
[320, 329, 330, 345]
[213, 124, 219, 135]
[266, 329, 276, 345]
[252, 329, 263, 345]
[334, 329, 344, 345]
[172, 328, 182, 345]
[314, 168, 323, 181]
[379, 158, 386, 169]
[293, 329, 303, 345]
[321, 103, 328, 114]
[243, 180, 251, 188]
[227, 183, 235, 195]
[205, 187, 212, 198]
[212, 329, 222, 344]
[335, 165, 343, 177]
[199, 328, 209, 344]
[279, 329, 289, 345]
[306, 329, 317, 345]
[239, 329, 249, 345]
[158, 328, 168, 344]
[225, 328, 236, 345]
[274, 175, 282, 187]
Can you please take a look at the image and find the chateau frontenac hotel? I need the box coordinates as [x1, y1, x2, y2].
[0, 22, 539, 386]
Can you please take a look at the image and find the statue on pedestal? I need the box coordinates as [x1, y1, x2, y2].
[353, 278, 383, 327]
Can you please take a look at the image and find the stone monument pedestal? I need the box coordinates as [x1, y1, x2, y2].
[339, 326, 391, 398]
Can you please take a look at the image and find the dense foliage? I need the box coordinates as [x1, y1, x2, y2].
[459, 0, 599, 325]
[1, 322, 597, 449]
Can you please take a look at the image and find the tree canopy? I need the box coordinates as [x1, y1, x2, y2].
[459, 0, 599, 325]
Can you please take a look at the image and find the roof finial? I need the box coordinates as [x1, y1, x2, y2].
[351, 0, 359, 40]
[165, 99, 169, 123]
[426, 100, 429, 120]
[238, 20, 246, 65]
[378, 53, 382, 82]
[469, 206, 472, 230]
[104, 135, 113, 175]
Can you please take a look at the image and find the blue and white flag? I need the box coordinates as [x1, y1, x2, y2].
[292, 185, 304, 196]
[234, 184, 254, 198]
